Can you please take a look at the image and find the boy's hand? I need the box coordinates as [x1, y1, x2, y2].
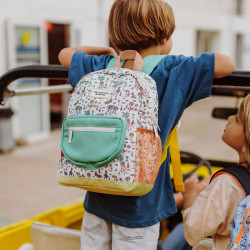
[182, 176, 208, 210]
[200, 175, 212, 188]
[184, 176, 206, 195]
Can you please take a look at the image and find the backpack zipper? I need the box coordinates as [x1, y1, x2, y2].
[153, 123, 160, 137]
[152, 96, 160, 137]
[68, 126, 116, 143]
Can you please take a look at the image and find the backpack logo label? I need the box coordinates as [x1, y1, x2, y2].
[89, 88, 113, 99]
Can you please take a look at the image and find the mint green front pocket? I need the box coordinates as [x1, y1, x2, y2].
[61, 116, 127, 169]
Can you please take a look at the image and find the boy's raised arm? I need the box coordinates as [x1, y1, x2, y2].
[213, 53, 235, 79]
[58, 46, 118, 68]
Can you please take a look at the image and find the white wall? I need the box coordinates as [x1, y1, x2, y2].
[0, 0, 113, 74]
[0, 0, 114, 142]
[1, 0, 250, 149]
[0, 0, 250, 61]
[168, 0, 250, 70]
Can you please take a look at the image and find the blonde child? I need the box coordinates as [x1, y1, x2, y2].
[58, 0, 235, 249]
[183, 94, 250, 250]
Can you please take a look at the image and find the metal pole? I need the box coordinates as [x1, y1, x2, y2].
[13, 84, 73, 96]
[1, 65, 250, 105]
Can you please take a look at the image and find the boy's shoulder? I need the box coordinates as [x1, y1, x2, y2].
[211, 165, 250, 195]
[155, 53, 214, 70]
[151, 53, 214, 82]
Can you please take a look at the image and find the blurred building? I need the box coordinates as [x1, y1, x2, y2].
[0, 0, 249, 144]
[169, 0, 250, 70]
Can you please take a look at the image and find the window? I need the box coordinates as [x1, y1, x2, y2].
[236, 0, 243, 15]
[235, 34, 243, 70]
[196, 30, 219, 56]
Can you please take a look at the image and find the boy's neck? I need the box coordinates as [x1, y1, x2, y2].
[238, 150, 248, 167]
[122, 43, 168, 69]
[138, 45, 162, 58]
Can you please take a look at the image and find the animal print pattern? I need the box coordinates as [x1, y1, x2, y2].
[58, 68, 160, 185]
[230, 195, 250, 250]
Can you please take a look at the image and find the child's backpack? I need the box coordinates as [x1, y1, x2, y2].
[210, 165, 250, 250]
[57, 50, 184, 196]
[230, 195, 250, 250]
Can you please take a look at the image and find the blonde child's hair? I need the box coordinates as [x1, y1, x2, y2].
[108, 0, 175, 51]
[238, 94, 250, 168]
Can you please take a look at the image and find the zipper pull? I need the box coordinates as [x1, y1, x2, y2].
[178, 120, 181, 128]
[68, 128, 73, 143]
[154, 124, 159, 137]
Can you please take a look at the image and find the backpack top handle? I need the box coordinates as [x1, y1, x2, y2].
[113, 50, 143, 72]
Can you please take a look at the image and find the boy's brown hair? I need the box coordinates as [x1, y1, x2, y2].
[108, 0, 175, 51]
[239, 94, 250, 168]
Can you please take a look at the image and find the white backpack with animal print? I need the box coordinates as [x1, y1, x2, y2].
[57, 50, 182, 196]
[230, 195, 250, 250]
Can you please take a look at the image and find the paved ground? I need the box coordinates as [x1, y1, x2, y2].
[0, 129, 85, 227]
[0, 96, 239, 227]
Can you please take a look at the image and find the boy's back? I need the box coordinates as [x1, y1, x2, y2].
[68, 50, 215, 228]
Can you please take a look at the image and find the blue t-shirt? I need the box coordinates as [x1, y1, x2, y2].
[69, 51, 214, 228]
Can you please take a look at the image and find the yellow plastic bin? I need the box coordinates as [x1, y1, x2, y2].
[0, 198, 84, 250]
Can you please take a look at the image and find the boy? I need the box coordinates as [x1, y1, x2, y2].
[58, 0, 235, 249]
[183, 94, 250, 249]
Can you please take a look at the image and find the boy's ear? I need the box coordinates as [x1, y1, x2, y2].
[161, 39, 167, 45]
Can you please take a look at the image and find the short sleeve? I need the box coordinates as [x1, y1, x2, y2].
[69, 51, 113, 86]
[173, 53, 214, 107]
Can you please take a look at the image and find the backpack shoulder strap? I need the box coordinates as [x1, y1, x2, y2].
[211, 165, 250, 195]
[107, 55, 166, 75]
[142, 55, 166, 75]
[106, 57, 122, 69]
[164, 124, 184, 192]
